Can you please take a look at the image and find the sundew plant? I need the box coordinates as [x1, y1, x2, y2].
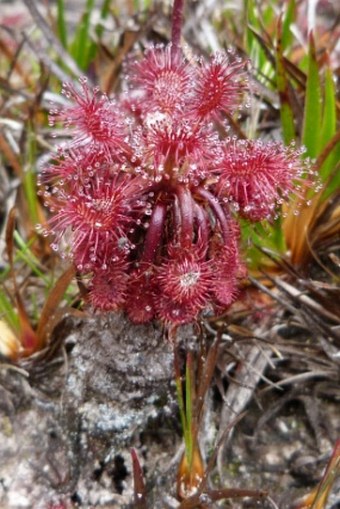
[38, 0, 311, 328]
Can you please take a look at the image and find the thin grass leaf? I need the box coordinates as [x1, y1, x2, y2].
[22, 126, 42, 227]
[245, 0, 277, 88]
[243, 21, 255, 53]
[245, 0, 274, 51]
[312, 176, 340, 247]
[319, 61, 338, 180]
[283, 187, 324, 266]
[86, 0, 111, 64]
[35, 265, 75, 350]
[0, 231, 50, 283]
[311, 440, 340, 509]
[283, 163, 340, 267]
[244, 0, 265, 70]
[314, 131, 340, 199]
[22, 169, 39, 227]
[320, 63, 336, 148]
[5, 208, 38, 353]
[139, 0, 153, 10]
[246, 25, 275, 67]
[185, 352, 194, 466]
[281, 0, 296, 51]
[241, 220, 286, 272]
[13, 231, 49, 284]
[177, 413, 252, 508]
[177, 348, 205, 500]
[56, 0, 68, 49]
[174, 348, 188, 447]
[294, 440, 340, 509]
[282, 54, 306, 88]
[0, 292, 19, 333]
[71, 0, 95, 70]
[302, 33, 322, 159]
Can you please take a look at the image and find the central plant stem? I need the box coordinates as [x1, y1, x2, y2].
[177, 186, 194, 249]
[141, 201, 167, 264]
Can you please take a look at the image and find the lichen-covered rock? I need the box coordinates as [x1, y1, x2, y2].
[0, 313, 177, 508]
[60, 313, 175, 505]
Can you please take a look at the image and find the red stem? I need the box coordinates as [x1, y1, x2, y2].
[141, 201, 167, 264]
[177, 186, 193, 249]
[197, 188, 231, 244]
[171, 0, 185, 57]
[193, 201, 209, 252]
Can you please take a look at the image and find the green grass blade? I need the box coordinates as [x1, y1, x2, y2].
[311, 440, 340, 509]
[13, 231, 50, 285]
[23, 170, 39, 226]
[241, 219, 286, 269]
[22, 127, 40, 227]
[71, 0, 95, 70]
[86, 0, 111, 64]
[281, 0, 296, 51]
[176, 377, 189, 451]
[136, 0, 152, 10]
[185, 353, 193, 465]
[0, 291, 19, 333]
[319, 63, 337, 180]
[244, 0, 270, 72]
[302, 33, 322, 159]
[321, 65, 336, 147]
[174, 350, 189, 450]
[56, 0, 68, 49]
[244, 0, 254, 55]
